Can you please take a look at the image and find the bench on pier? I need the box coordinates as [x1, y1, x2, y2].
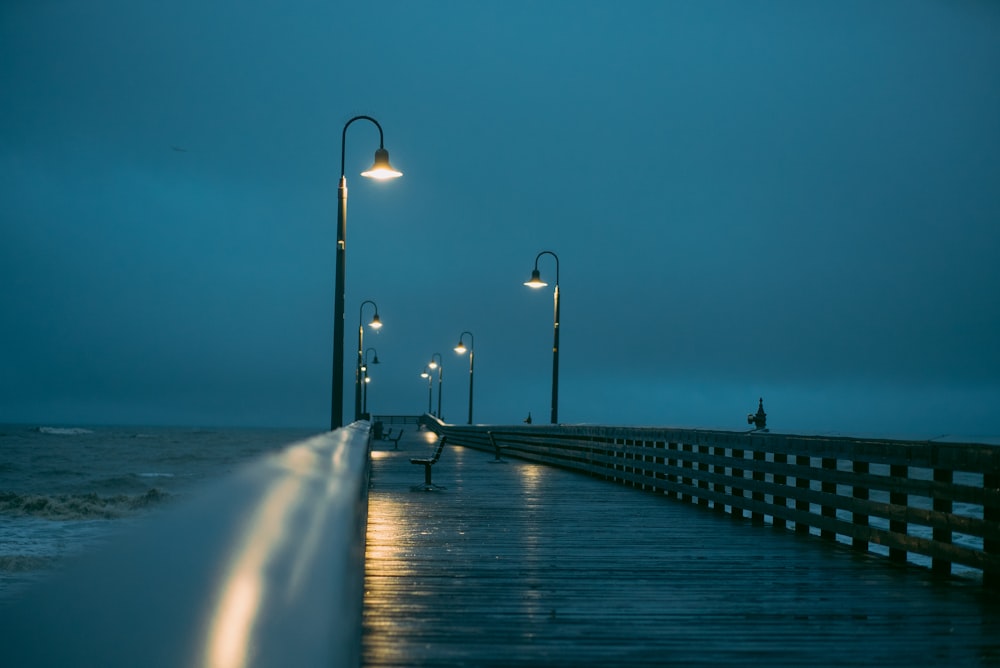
[410, 436, 447, 489]
[487, 431, 507, 463]
[387, 429, 403, 450]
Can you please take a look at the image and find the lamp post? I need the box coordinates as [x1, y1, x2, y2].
[330, 115, 402, 430]
[420, 367, 433, 414]
[524, 250, 560, 424]
[428, 353, 444, 419]
[453, 331, 475, 424]
[362, 347, 379, 417]
[355, 300, 382, 421]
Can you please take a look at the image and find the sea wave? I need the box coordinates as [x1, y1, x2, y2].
[37, 427, 94, 435]
[0, 489, 170, 520]
[0, 555, 59, 573]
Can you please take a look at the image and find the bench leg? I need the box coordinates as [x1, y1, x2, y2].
[424, 463, 433, 486]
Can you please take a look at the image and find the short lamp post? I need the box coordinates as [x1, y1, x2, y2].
[330, 115, 402, 430]
[524, 250, 560, 424]
[420, 367, 433, 414]
[355, 300, 382, 421]
[362, 347, 379, 417]
[454, 331, 475, 424]
[428, 353, 444, 419]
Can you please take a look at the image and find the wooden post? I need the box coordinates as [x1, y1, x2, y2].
[985, 473, 999, 589]
[751, 449, 765, 524]
[889, 464, 908, 563]
[713, 445, 727, 514]
[773, 452, 787, 530]
[932, 467, 953, 577]
[852, 460, 869, 550]
[667, 442, 679, 499]
[821, 458, 837, 540]
[697, 444, 710, 508]
[680, 442, 692, 503]
[732, 447, 745, 520]
[796, 455, 811, 534]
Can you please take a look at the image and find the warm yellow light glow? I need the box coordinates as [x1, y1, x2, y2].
[203, 476, 301, 668]
[365, 376, 371, 383]
[454, 342, 467, 354]
[368, 314, 383, 330]
[360, 148, 403, 180]
[428, 360, 438, 369]
[420, 371, 429, 378]
[524, 268, 547, 288]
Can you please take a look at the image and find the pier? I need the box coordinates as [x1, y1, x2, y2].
[364, 421, 1000, 666]
[1, 418, 997, 666]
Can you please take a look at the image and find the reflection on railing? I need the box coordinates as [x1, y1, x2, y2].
[0, 423, 373, 667]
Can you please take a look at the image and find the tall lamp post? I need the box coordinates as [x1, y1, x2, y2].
[524, 250, 560, 424]
[330, 115, 402, 430]
[419, 367, 433, 414]
[362, 347, 379, 417]
[428, 353, 444, 419]
[355, 300, 382, 421]
[454, 331, 475, 424]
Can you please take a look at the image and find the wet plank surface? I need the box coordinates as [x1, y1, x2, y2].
[363, 428, 1000, 667]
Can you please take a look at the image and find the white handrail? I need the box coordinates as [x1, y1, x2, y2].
[0, 422, 372, 668]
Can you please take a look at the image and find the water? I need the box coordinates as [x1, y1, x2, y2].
[0, 424, 316, 599]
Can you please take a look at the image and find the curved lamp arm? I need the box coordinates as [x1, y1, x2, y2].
[341, 115, 402, 180]
[359, 299, 382, 328]
[524, 250, 560, 287]
[454, 331, 474, 354]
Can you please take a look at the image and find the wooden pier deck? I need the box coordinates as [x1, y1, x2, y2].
[362, 429, 1000, 667]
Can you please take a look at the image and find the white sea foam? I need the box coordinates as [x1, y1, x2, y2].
[37, 427, 94, 435]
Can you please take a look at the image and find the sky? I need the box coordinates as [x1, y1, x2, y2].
[2, 1, 999, 439]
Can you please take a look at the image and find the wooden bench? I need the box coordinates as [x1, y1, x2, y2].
[487, 431, 506, 463]
[387, 429, 403, 450]
[410, 436, 447, 489]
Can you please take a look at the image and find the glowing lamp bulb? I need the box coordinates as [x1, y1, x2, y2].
[361, 148, 403, 180]
[524, 268, 547, 288]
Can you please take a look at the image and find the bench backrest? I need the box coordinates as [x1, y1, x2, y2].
[430, 436, 447, 463]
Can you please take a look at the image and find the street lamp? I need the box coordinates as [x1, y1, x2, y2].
[330, 115, 402, 430]
[428, 353, 444, 419]
[420, 367, 433, 414]
[362, 347, 379, 417]
[453, 331, 475, 424]
[355, 300, 382, 421]
[524, 250, 560, 424]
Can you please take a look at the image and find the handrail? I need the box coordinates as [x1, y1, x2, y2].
[372, 414, 424, 425]
[0, 422, 373, 667]
[426, 417, 1000, 587]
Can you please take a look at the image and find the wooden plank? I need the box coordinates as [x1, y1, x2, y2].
[363, 431, 1000, 667]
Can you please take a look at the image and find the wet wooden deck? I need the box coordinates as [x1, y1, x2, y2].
[362, 429, 1000, 667]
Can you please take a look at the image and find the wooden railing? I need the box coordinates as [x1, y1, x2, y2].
[372, 414, 425, 425]
[426, 417, 1000, 587]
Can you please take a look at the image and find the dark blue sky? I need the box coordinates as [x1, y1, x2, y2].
[2, 1, 999, 438]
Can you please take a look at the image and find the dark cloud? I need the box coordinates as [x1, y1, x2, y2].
[2, 1, 999, 438]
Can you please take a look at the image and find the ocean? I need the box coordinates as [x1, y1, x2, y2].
[0, 423, 316, 600]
